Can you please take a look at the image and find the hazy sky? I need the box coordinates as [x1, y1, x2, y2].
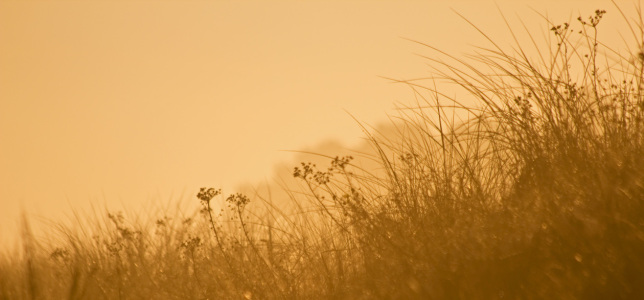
[0, 0, 628, 247]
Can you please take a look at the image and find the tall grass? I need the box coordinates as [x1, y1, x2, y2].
[2, 5, 644, 299]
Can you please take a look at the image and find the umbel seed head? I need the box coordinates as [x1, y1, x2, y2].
[197, 187, 221, 203]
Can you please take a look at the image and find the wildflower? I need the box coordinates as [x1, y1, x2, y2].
[226, 193, 250, 208]
[331, 155, 353, 170]
[293, 162, 315, 179]
[197, 187, 221, 203]
[314, 170, 331, 184]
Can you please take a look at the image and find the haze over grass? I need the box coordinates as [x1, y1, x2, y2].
[2, 4, 644, 299]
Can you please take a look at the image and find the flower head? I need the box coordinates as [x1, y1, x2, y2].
[226, 193, 250, 208]
[197, 187, 221, 203]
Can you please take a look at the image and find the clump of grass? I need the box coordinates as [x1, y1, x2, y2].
[1, 4, 644, 299]
[291, 5, 644, 299]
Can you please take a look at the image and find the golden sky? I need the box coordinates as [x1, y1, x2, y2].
[0, 0, 626, 247]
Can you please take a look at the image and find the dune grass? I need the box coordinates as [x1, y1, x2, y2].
[2, 5, 644, 299]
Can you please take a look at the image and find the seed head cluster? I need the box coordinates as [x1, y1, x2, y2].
[197, 187, 221, 203]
